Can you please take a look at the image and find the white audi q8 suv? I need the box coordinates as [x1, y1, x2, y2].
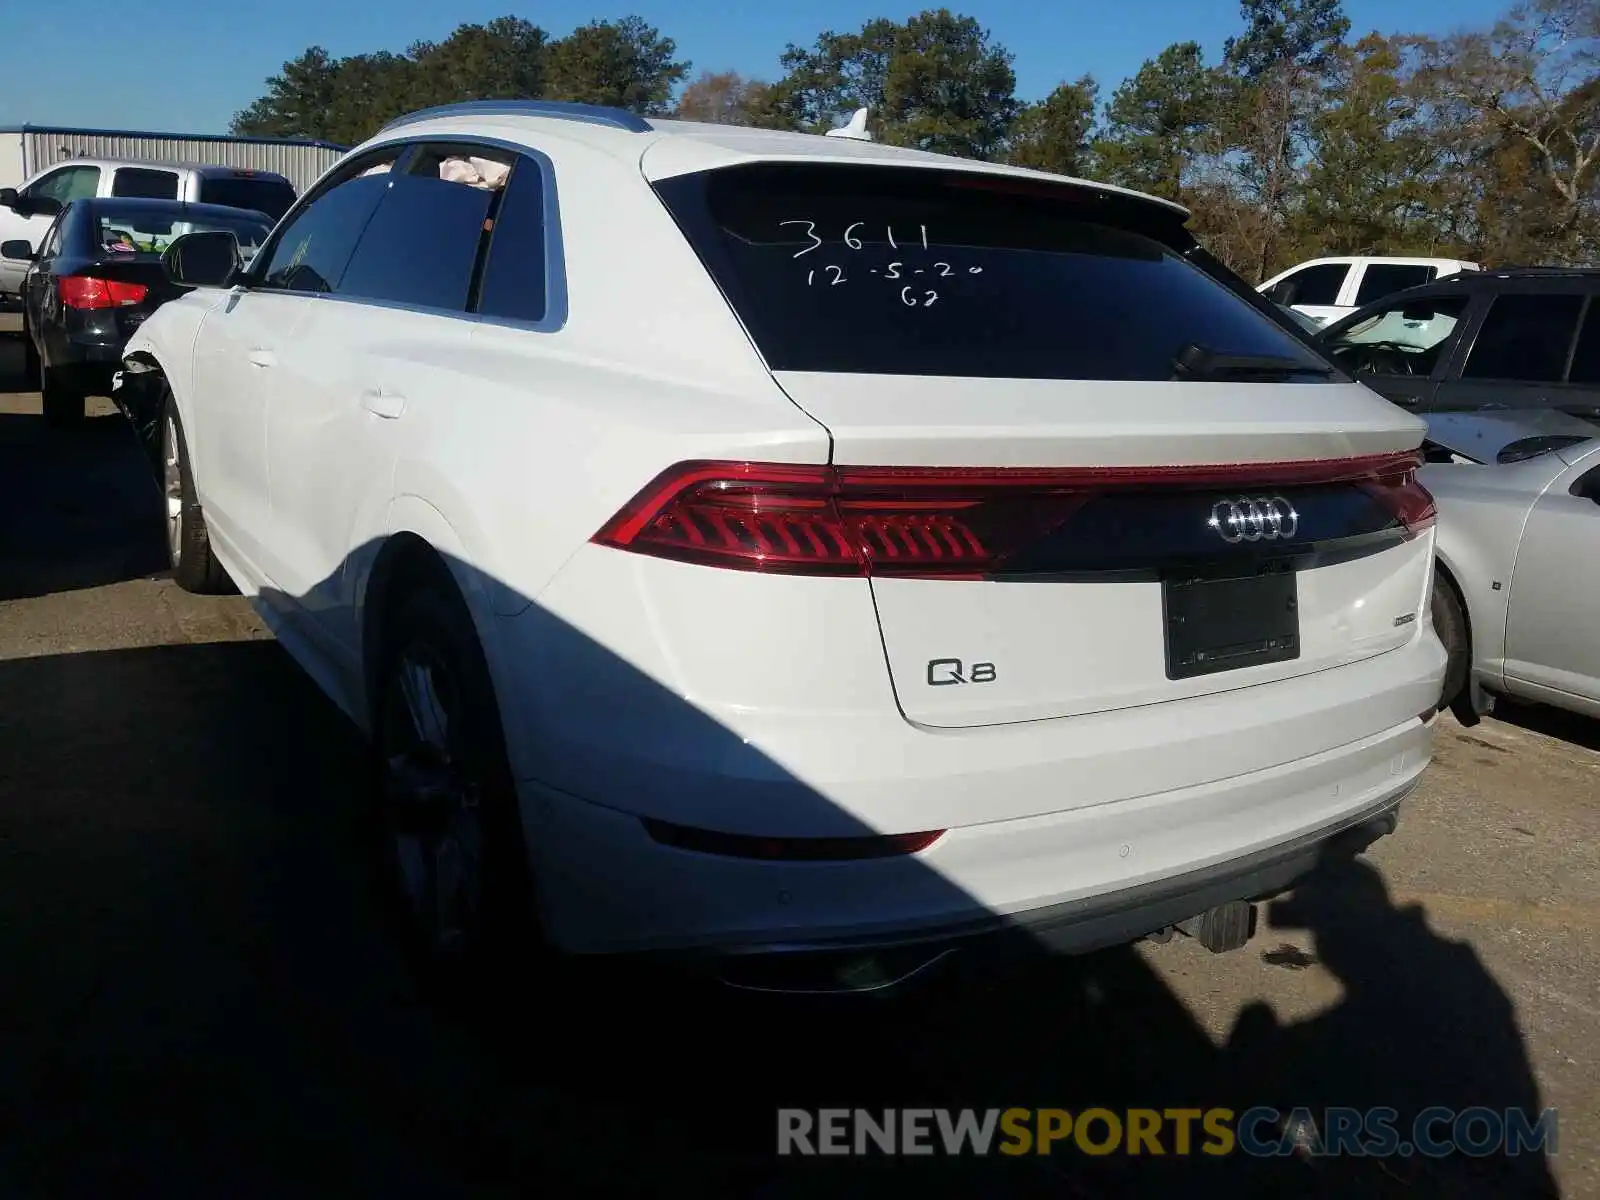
[117, 100, 1446, 994]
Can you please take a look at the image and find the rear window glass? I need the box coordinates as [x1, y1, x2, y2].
[93, 205, 274, 265]
[653, 163, 1331, 380]
[198, 177, 296, 222]
[111, 168, 180, 200]
[1266, 262, 1348, 307]
[1354, 263, 1435, 306]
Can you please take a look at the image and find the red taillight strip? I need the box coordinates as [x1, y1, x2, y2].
[590, 452, 1433, 576]
[641, 817, 945, 860]
[595, 461, 831, 546]
[58, 275, 148, 309]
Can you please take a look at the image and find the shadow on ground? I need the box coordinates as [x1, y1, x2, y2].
[0, 387, 1563, 1198]
[1490, 694, 1600, 754]
[0, 336, 168, 602]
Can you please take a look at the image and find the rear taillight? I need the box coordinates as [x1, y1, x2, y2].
[591, 452, 1435, 578]
[1359, 457, 1436, 533]
[58, 276, 148, 309]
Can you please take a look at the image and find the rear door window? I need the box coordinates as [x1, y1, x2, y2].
[111, 168, 180, 200]
[337, 145, 511, 312]
[475, 155, 548, 324]
[1266, 262, 1349, 307]
[652, 163, 1333, 381]
[1353, 263, 1435, 307]
[1461, 294, 1585, 383]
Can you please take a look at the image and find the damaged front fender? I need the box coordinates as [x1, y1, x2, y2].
[112, 356, 166, 473]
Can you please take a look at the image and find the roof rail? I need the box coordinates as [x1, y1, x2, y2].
[1463, 265, 1600, 279]
[377, 99, 653, 135]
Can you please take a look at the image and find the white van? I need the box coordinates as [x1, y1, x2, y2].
[1259, 256, 1480, 326]
[0, 158, 296, 301]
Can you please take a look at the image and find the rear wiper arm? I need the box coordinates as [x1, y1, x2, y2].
[1173, 342, 1334, 380]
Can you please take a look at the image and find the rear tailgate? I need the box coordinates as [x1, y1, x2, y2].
[649, 159, 1436, 730]
[776, 373, 1433, 727]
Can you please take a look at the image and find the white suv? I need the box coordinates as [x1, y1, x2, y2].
[118, 100, 1446, 993]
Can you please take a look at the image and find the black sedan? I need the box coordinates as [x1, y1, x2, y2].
[2, 197, 272, 426]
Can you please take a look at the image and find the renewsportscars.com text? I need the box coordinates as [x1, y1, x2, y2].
[777, 1106, 1559, 1159]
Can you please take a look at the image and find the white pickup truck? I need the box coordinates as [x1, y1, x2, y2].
[0, 158, 295, 303]
[1259, 255, 1480, 326]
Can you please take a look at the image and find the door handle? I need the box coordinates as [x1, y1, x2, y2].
[247, 348, 276, 368]
[361, 388, 405, 419]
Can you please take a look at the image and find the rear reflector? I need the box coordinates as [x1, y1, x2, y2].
[641, 818, 944, 860]
[591, 453, 1435, 578]
[59, 275, 148, 309]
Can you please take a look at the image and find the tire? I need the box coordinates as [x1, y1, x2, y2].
[161, 391, 230, 594]
[370, 582, 543, 1006]
[40, 365, 85, 427]
[1431, 573, 1471, 714]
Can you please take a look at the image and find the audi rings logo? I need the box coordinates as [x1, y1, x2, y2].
[1209, 496, 1300, 543]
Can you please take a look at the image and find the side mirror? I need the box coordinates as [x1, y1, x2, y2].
[0, 187, 18, 210]
[0, 239, 35, 263]
[162, 230, 241, 289]
[8, 194, 59, 219]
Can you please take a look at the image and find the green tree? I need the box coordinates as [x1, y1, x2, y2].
[770, 10, 1019, 158]
[1296, 35, 1451, 257]
[1007, 77, 1099, 175]
[231, 18, 550, 144]
[1092, 42, 1223, 198]
[674, 70, 774, 125]
[1415, 0, 1600, 259]
[231, 47, 344, 140]
[545, 16, 689, 113]
[318, 52, 417, 146]
[1220, 0, 1353, 278]
[408, 17, 548, 109]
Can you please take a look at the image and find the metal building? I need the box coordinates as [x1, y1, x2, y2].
[0, 125, 349, 193]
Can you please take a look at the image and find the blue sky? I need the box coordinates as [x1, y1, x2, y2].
[1, 0, 1508, 137]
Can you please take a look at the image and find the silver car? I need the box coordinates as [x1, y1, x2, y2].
[1420, 409, 1600, 723]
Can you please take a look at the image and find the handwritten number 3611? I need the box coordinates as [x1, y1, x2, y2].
[780, 220, 932, 258]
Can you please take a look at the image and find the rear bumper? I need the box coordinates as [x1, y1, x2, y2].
[42, 327, 125, 395]
[527, 711, 1432, 959]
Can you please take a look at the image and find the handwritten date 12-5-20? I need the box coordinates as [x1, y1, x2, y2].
[779, 219, 983, 308]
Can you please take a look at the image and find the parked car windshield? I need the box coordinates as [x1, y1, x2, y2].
[94, 206, 274, 265]
[1320, 295, 1469, 377]
[653, 162, 1335, 381]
